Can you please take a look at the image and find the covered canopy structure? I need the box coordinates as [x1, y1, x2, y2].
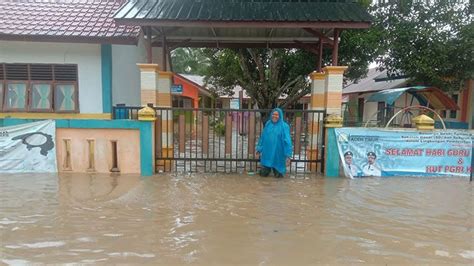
[366, 86, 459, 110]
[114, 0, 372, 71]
[113, 0, 373, 174]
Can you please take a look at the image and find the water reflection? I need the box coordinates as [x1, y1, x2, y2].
[58, 173, 142, 203]
[0, 173, 473, 264]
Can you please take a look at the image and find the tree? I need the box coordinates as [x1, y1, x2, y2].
[204, 48, 313, 110]
[201, 1, 383, 108]
[171, 1, 473, 109]
[168, 1, 384, 109]
[202, 30, 384, 109]
[373, 0, 473, 92]
[171, 48, 210, 75]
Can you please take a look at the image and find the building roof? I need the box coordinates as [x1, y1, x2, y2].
[114, 0, 372, 49]
[366, 86, 459, 110]
[115, 0, 372, 23]
[177, 74, 249, 99]
[343, 68, 409, 95]
[176, 74, 211, 97]
[179, 74, 205, 87]
[179, 73, 310, 100]
[0, 0, 140, 44]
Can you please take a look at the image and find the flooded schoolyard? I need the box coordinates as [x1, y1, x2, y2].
[1, 173, 473, 264]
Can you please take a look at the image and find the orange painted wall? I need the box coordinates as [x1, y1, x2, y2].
[173, 75, 199, 108]
[56, 128, 141, 174]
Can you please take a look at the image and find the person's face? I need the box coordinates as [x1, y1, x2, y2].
[271, 111, 279, 123]
[367, 155, 376, 164]
[344, 155, 352, 165]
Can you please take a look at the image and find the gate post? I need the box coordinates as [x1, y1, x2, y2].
[323, 66, 348, 116]
[138, 106, 156, 176]
[137, 64, 159, 106]
[324, 114, 343, 177]
[157, 70, 174, 171]
[307, 71, 326, 172]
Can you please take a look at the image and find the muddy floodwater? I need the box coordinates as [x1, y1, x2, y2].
[1, 173, 473, 264]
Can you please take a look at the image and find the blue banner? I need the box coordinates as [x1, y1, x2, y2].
[335, 128, 473, 178]
[171, 84, 183, 94]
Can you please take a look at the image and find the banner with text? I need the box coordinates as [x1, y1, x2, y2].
[0, 120, 57, 173]
[335, 128, 473, 178]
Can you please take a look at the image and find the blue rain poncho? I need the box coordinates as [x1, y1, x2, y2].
[256, 108, 293, 175]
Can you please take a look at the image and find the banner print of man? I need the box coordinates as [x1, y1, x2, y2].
[343, 151, 359, 178]
[362, 151, 382, 177]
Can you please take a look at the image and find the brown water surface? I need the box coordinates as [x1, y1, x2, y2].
[1, 173, 473, 264]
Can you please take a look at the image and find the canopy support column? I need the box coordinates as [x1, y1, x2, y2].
[331, 29, 340, 66]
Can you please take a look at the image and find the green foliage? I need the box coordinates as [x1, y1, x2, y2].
[170, 0, 472, 105]
[171, 48, 210, 75]
[214, 121, 226, 137]
[203, 48, 312, 110]
[372, 0, 473, 91]
[338, 21, 386, 83]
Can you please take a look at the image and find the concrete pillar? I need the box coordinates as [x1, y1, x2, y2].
[324, 114, 343, 177]
[138, 106, 156, 175]
[307, 71, 326, 172]
[157, 70, 174, 171]
[137, 64, 159, 106]
[156, 71, 173, 107]
[323, 66, 348, 116]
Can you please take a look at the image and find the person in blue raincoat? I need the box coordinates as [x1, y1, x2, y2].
[256, 108, 293, 177]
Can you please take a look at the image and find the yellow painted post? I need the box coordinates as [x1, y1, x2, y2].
[412, 114, 435, 130]
[137, 64, 159, 106]
[157, 70, 174, 171]
[138, 106, 156, 121]
[320, 66, 347, 175]
[133, 61, 157, 171]
[323, 66, 348, 116]
[307, 71, 326, 172]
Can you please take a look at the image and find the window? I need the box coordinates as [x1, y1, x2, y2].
[357, 97, 364, 122]
[449, 94, 458, 119]
[0, 63, 78, 112]
[5, 82, 28, 110]
[172, 96, 184, 107]
[377, 101, 385, 125]
[0, 83, 3, 111]
[30, 83, 53, 111]
[440, 110, 447, 118]
[55, 84, 77, 112]
[386, 104, 394, 122]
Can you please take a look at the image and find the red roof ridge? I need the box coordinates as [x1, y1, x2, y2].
[0, 0, 139, 44]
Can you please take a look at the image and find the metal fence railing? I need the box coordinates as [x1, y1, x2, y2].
[113, 105, 326, 174]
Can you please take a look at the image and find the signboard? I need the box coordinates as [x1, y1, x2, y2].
[335, 128, 473, 178]
[171, 84, 183, 94]
[0, 120, 57, 173]
[230, 99, 240, 110]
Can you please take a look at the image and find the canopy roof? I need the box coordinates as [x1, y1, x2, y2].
[366, 86, 459, 110]
[114, 0, 372, 48]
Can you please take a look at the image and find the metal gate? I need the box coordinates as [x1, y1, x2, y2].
[113, 106, 326, 174]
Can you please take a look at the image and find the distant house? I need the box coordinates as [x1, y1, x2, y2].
[342, 68, 473, 129]
[171, 74, 299, 109]
[0, 0, 146, 118]
[172, 74, 212, 108]
[343, 68, 409, 125]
